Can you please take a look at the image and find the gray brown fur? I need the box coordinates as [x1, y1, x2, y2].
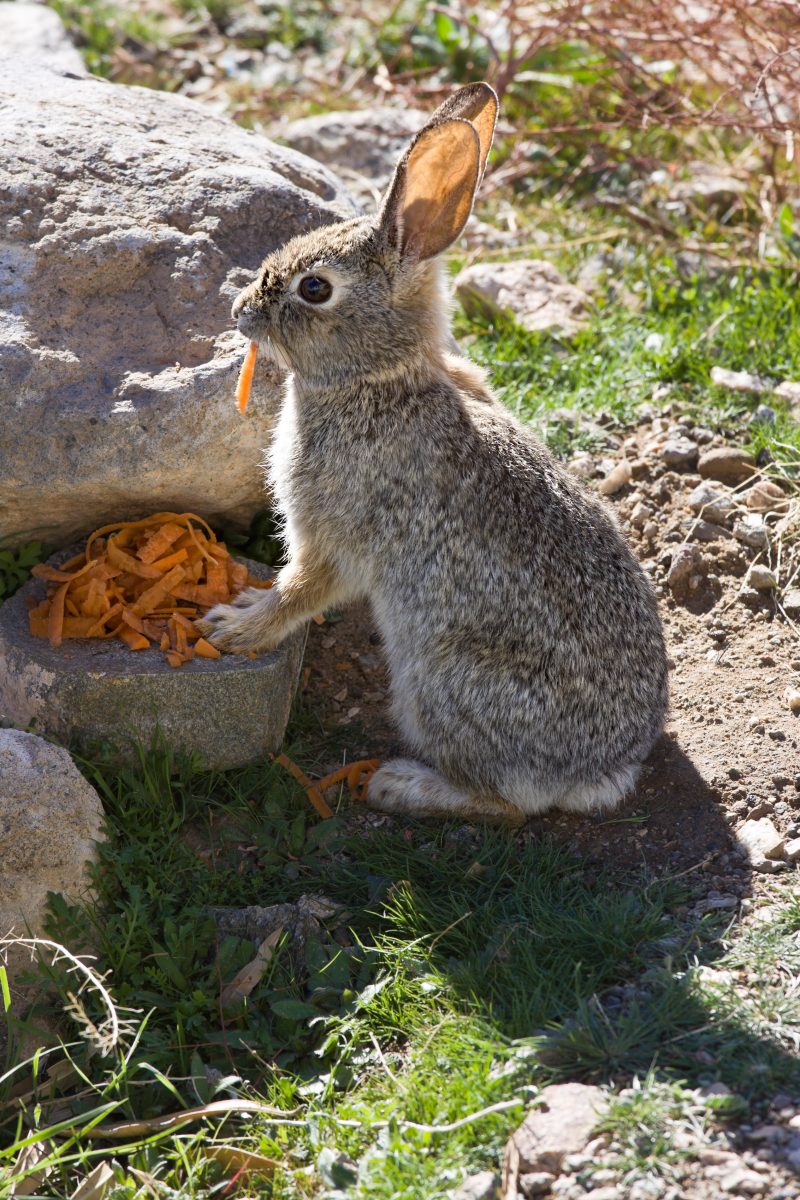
[199, 84, 668, 821]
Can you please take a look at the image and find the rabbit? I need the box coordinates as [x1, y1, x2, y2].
[198, 82, 669, 823]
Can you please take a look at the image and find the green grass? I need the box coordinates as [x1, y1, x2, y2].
[0, 541, 46, 602]
[3, 728, 800, 1198]
[454, 258, 800, 468]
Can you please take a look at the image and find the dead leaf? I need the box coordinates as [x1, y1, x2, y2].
[220, 928, 282, 1009]
[12, 1142, 52, 1197]
[205, 1144, 279, 1177]
[70, 1162, 115, 1200]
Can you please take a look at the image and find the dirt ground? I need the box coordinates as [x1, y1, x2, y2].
[303, 406, 800, 899]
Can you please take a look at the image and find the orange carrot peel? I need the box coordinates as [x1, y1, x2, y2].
[272, 754, 381, 818]
[236, 341, 258, 414]
[28, 511, 271, 668]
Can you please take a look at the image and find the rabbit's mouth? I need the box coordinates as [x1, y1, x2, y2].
[232, 282, 268, 341]
[233, 303, 263, 341]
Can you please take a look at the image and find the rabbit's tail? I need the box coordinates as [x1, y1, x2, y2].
[502, 761, 641, 815]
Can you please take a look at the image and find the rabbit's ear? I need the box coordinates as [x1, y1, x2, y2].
[380, 118, 481, 261]
[427, 82, 498, 181]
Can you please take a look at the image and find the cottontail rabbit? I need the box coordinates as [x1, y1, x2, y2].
[200, 83, 668, 822]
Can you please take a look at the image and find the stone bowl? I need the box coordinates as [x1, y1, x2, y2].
[0, 553, 306, 769]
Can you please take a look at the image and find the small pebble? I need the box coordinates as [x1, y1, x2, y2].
[660, 436, 699, 468]
[783, 589, 800, 618]
[710, 366, 770, 394]
[734, 514, 768, 549]
[719, 1167, 768, 1195]
[786, 688, 800, 714]
[598, 459, 632, 496]
[747, 565, 778, 590]
[746, 480, 789, 514]
[667, 543, 703, 592]
[752, 403, 777, 426]
[698, 446, 757, 485]
[687, 482, 736, 524]
[518, 1172, 555, 1197]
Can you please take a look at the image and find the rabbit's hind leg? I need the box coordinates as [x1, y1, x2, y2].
[367, 759, 524, 826]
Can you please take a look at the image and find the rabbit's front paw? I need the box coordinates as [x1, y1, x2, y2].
[196, 587, 283, 654]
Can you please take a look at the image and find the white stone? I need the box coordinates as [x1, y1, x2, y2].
[719, 1168, 768, 1195]
[597, 459, 632, 496]
[451, 1170, 499, 1200]
[506, 1083, 608, 1174]
[281, 107, 426, 207]
[0, 2, 84, 73]
[518, 1173, 555, 1197]
[785, 839, 800, 862]
[710, 367, 771, 395]
[0, 61, 355, 547]
[455, 260, 589, 337]
[736, 818, 785, 864]
[775, 380, 800, 406]
[0, 730, 103, 982]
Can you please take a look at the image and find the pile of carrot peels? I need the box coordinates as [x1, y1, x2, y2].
[27, 512, 271, 668]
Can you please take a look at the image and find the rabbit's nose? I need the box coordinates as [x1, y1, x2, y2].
[231, 292, 250, 320]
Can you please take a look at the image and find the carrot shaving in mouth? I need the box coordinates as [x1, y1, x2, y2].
[236, 341, 258, 414]
[28, 512, 271, 668]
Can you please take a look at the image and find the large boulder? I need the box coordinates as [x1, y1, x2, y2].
[0, 2, 84, 73]
[0, 729, 103, 980]
[454, 260, 589, 337]
[0, 62, 356, 548]
[281, 107, 426, 207]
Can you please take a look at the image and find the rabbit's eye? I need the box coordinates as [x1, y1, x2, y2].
[298, 275, 333, 304]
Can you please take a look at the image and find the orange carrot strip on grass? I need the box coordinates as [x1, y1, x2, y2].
[272, 753, 333, 819]
[313, 760, 381, 801]
[236, 341, 258, 414]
